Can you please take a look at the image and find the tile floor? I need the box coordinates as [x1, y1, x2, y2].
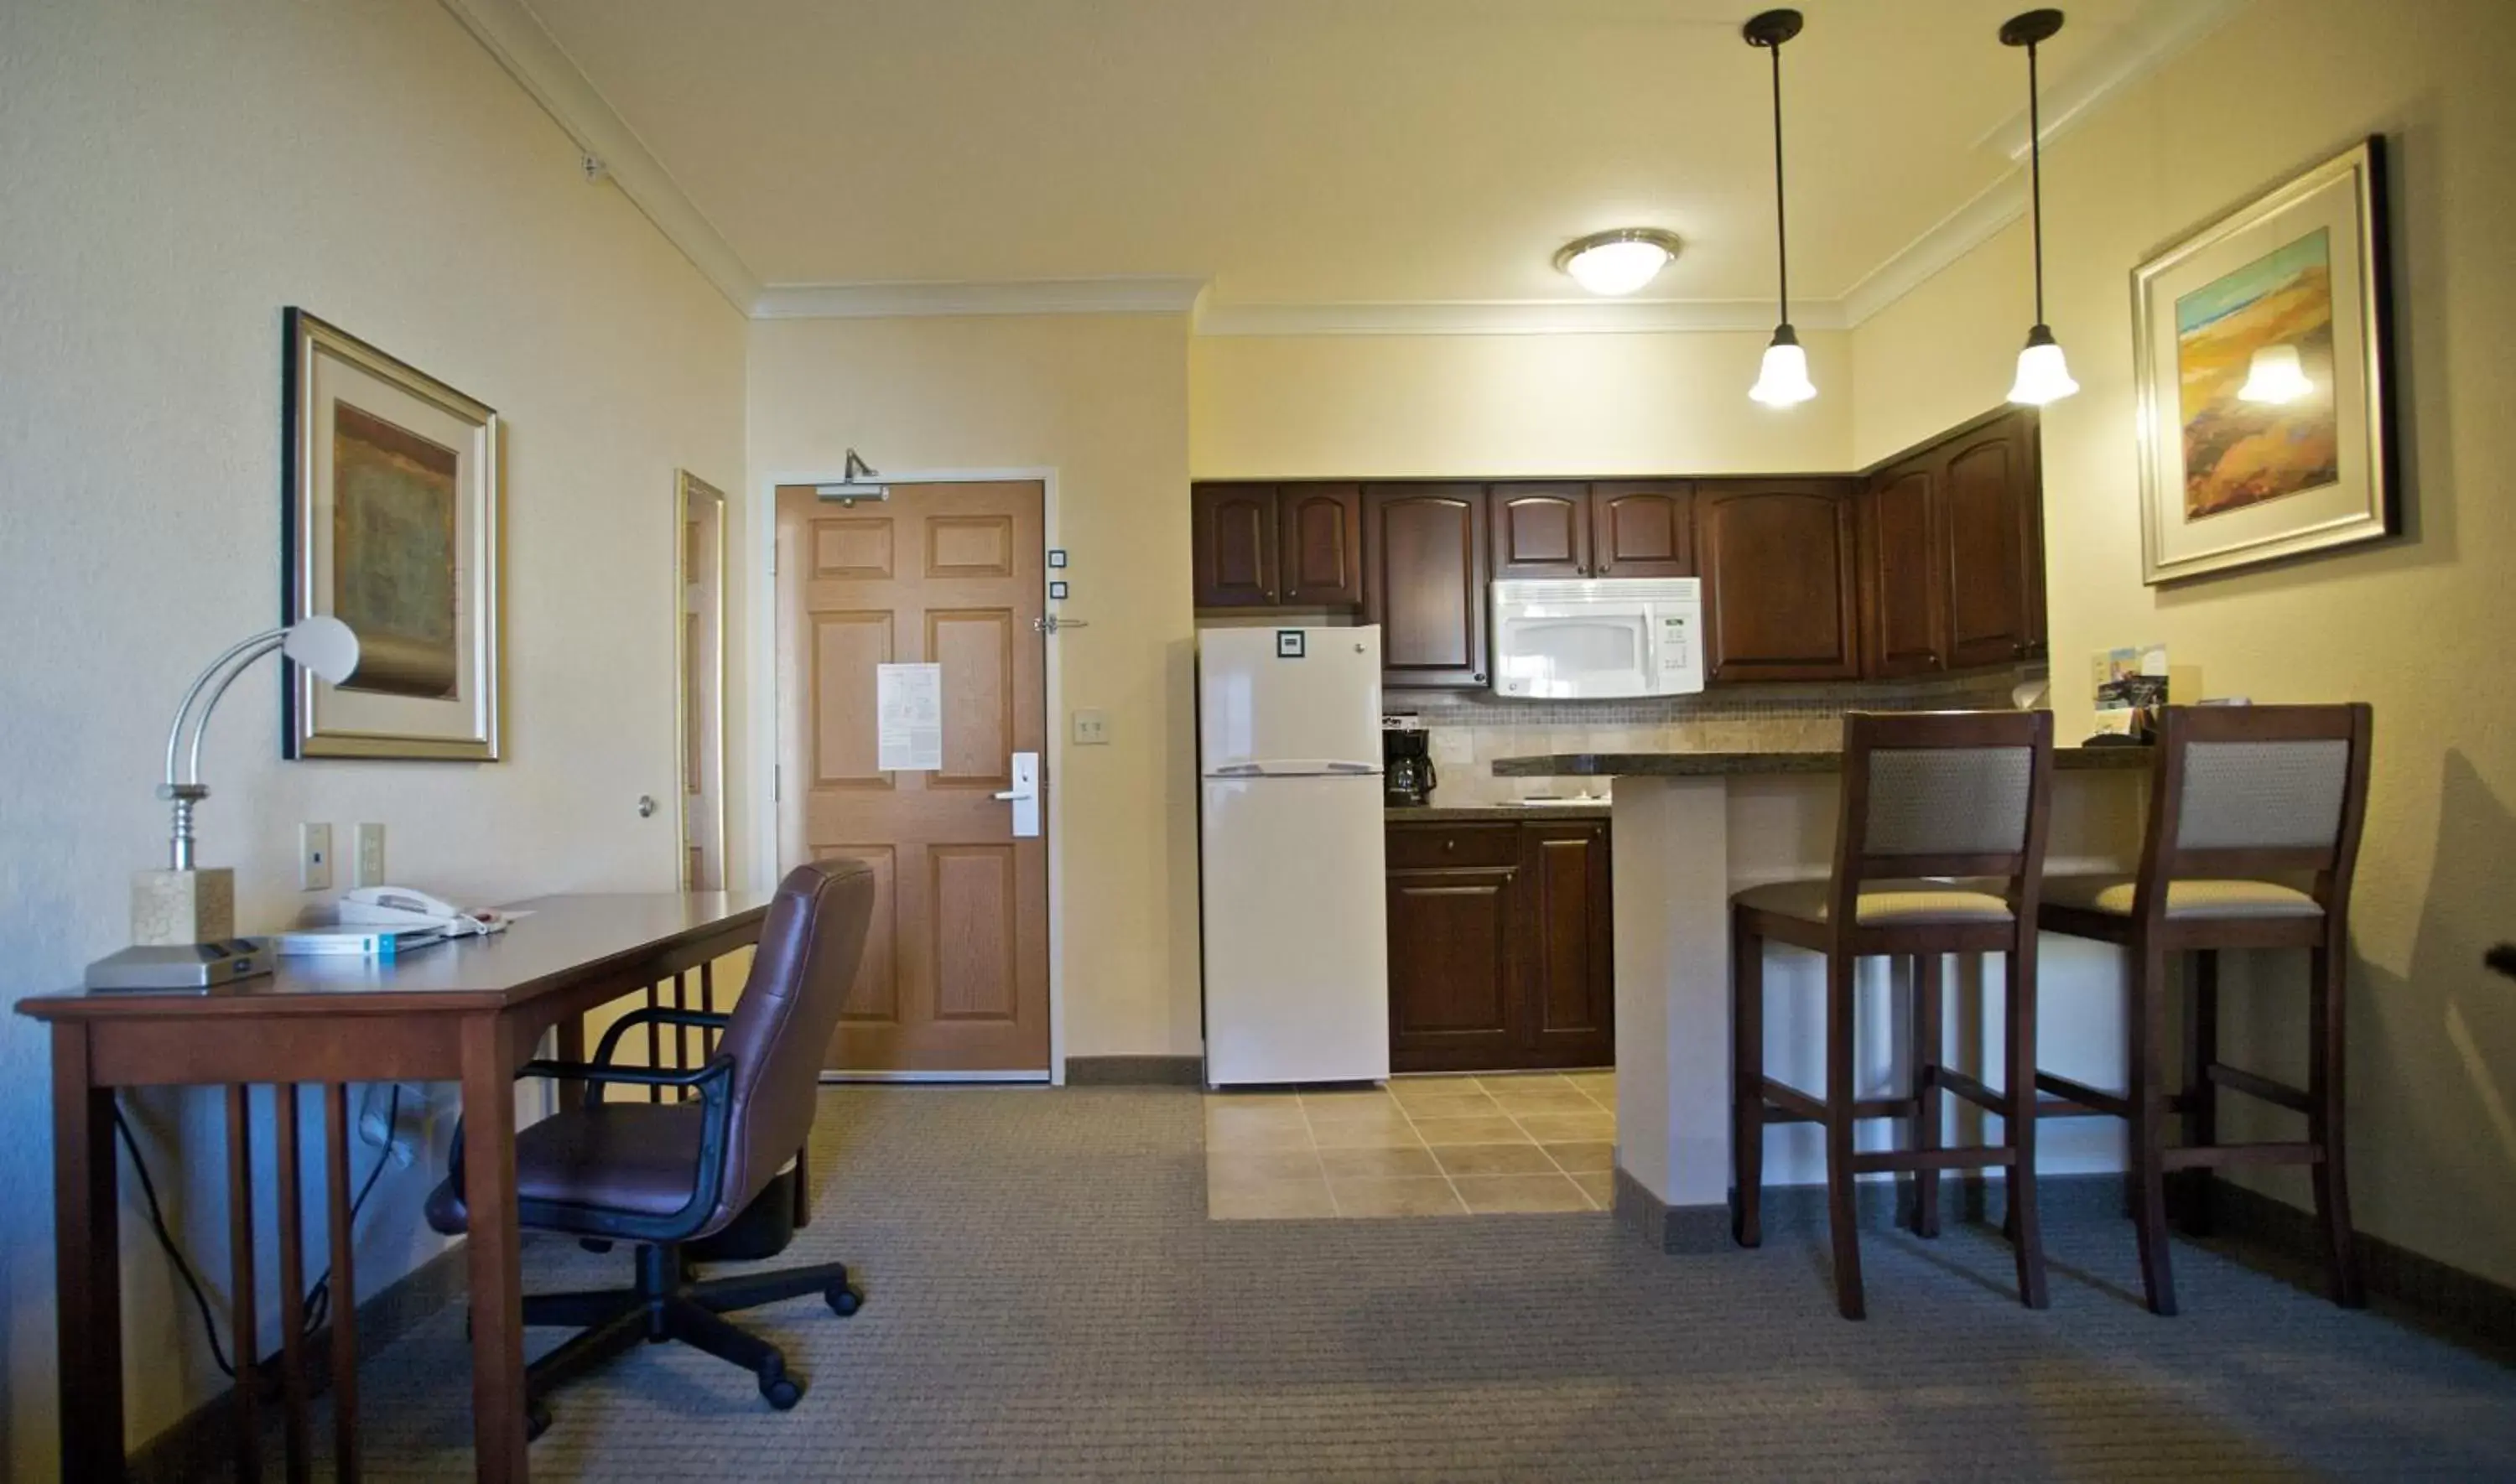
[1203, 1071, 1616, 1219]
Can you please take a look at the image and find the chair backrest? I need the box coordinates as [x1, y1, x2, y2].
[2136, 703, 2373, 911]
[1831, 709, 2056, 921]
[706, 858, 876, 1227]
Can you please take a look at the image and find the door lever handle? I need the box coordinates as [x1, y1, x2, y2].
[995, 751, 1042, 836]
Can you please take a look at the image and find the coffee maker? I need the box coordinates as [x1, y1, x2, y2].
[1382, 717, 1437, 807]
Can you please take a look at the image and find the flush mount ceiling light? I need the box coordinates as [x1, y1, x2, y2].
[2002, 8, 2078, 406]
[1555, 228, 1684, 297]
[2237, 343, 2314, 403]
[1744, 8, 1815, 407]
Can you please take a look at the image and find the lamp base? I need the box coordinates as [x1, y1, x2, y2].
[132, 867, 237, 945]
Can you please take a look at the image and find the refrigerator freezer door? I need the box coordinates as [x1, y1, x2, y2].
[1200, 774, 1391, 1086]
[1198, 626, 1383, 776]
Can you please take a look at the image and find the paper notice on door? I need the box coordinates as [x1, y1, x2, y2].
[876, 662, 943, 771]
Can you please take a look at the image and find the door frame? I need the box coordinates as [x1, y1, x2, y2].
[748, 465, 1068, 1086]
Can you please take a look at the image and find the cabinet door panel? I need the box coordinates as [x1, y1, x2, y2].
[1521, 824, 1614, 1068]
[1278, 483, 1363, 607]
[1387, 864, 1521, 1071]
[1694, 481, 1860, 682]
[1490, 484, 1590, 579]
[1192, 484, 1276, 609]
[1590, 481, 1693, 578]
[1859, 465, 1946, 677]
[1364, 485, 1489, 688]
[1942, 420, 2038, 668]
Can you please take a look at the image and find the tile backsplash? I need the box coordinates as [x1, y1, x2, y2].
[1392, 669, 2038, 805]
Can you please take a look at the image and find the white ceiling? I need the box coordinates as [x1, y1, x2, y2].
[505, 0, 2224, 315]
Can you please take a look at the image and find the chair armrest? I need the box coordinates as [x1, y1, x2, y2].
[590, 1006, 733, 1070]
[519, 1054, 732, 1092]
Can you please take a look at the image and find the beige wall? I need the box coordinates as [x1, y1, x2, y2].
[0, 0, 748, 1471]
[1192, 329, 1854, 478]
[745, 314, 1201, 1060]
[1854, 0, 2516, 1287]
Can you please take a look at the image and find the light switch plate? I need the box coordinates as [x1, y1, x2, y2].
[1072, 708, 1110, 745]
[354, 823, 386, 888]
[299, 822, 333, 892]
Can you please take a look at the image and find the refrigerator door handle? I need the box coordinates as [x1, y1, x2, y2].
[1209, 759, 1380, 778]
[992, 751, 1041, 837]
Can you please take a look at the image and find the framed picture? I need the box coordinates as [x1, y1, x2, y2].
[283, 309, 502, 759]
[2131, 136, 2394, 584]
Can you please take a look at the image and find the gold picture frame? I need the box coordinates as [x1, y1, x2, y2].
[283, 309, 502, 759]
[2131, 137, 2395, 585]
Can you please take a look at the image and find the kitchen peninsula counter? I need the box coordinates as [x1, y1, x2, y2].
[1497, 743, 2147, 1250]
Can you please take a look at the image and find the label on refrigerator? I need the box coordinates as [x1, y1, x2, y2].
[876, 662, 943, 771]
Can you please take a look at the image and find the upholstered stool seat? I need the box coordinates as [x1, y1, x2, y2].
[1734, 878, 2013, 926]
[2039, 874, 2321, 920]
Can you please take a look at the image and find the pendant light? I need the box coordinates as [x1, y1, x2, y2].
[1744, 9, 1815, 407]
[2001, 9, 2078, 405]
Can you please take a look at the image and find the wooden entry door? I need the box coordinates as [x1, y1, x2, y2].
[774, 480, 1050, 1073]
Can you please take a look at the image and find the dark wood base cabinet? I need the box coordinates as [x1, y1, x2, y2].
[1385, 818, 1612, 1073]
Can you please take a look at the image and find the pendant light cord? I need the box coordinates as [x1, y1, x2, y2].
[1769, 39, 1790, 324]
[2026, 39, 2046, 324]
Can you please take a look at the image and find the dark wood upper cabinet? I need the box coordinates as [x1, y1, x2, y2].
[1853, 407, 2046, 678]
[1365, 484, 1489, 688]
[1589, 480, 1694, 578]
[1191, 483, 1278, 608]
[1694, 480, 1860, 682]
[1490, 484, 1590, 580]
[1858, 464, 1947, 677]
[1277, 483, 1363, 606]
[1940, 417, 2044, 667]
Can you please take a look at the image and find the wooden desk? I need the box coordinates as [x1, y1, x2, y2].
[18, 891, 772, 1483]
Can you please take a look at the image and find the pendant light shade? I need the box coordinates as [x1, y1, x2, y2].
[1751, 327, 1817, 407]
[2009, 324, 2080, 405]
[2237, 343, 2313, 403]
[1744, 9, 1812, 406]
[2002, 10, 2077, 407]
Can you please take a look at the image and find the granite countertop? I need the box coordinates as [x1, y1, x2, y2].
[1385, 802, 1614, 822]
[1493, 745, 2153, 778]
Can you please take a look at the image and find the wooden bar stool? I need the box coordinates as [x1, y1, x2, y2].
[1732, 708, 2057, 1320]
[2035, 703, 2373, 1315]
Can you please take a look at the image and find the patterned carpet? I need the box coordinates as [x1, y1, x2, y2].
[322, 1087, 2516, 1481]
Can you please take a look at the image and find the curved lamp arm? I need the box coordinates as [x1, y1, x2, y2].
[158, 618, 361, 869]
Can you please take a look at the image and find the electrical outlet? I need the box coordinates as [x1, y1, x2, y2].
[1071, 708, 1110, 745]
[299, 822, 333, 891]
[354, 822, 387, 888]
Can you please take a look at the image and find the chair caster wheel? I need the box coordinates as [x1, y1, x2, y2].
[826, 1282, 862, 1317]
[761, 1371, 804, 1409]
[578, 1238, 614, 1254]
[526, 1400, 553, 1441]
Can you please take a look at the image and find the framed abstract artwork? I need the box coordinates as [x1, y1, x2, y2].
[282, 309, 502, 759]
[2130, 136, 2394, 584]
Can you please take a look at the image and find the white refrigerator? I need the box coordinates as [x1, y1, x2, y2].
[1198, 625, 1391, 1087]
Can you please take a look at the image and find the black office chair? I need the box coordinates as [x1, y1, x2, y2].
[429, 859, 876, 1435]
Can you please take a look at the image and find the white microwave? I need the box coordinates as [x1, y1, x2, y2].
[1490, 578, 1705, 699]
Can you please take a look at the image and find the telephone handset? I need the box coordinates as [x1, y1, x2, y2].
[338, 885, 510, 937]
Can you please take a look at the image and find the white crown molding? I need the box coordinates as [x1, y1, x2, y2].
[751, 276, 1208, 320]
[1838, 174, 2027, 327]
[438, 0, 761, 312]
[1838, 0, 2247, 326]
[1978, 0, 2251, 162]
[1192, 297, 1841, 337]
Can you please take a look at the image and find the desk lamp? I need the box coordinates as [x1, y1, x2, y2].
[86, 617, 361, 989]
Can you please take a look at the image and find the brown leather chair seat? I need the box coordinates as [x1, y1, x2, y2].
[429, 1103, 707, 1232]
[1733, 877, 2014, 926]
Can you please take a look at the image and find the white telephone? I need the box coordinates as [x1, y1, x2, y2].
[338, 885, 510, 937]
